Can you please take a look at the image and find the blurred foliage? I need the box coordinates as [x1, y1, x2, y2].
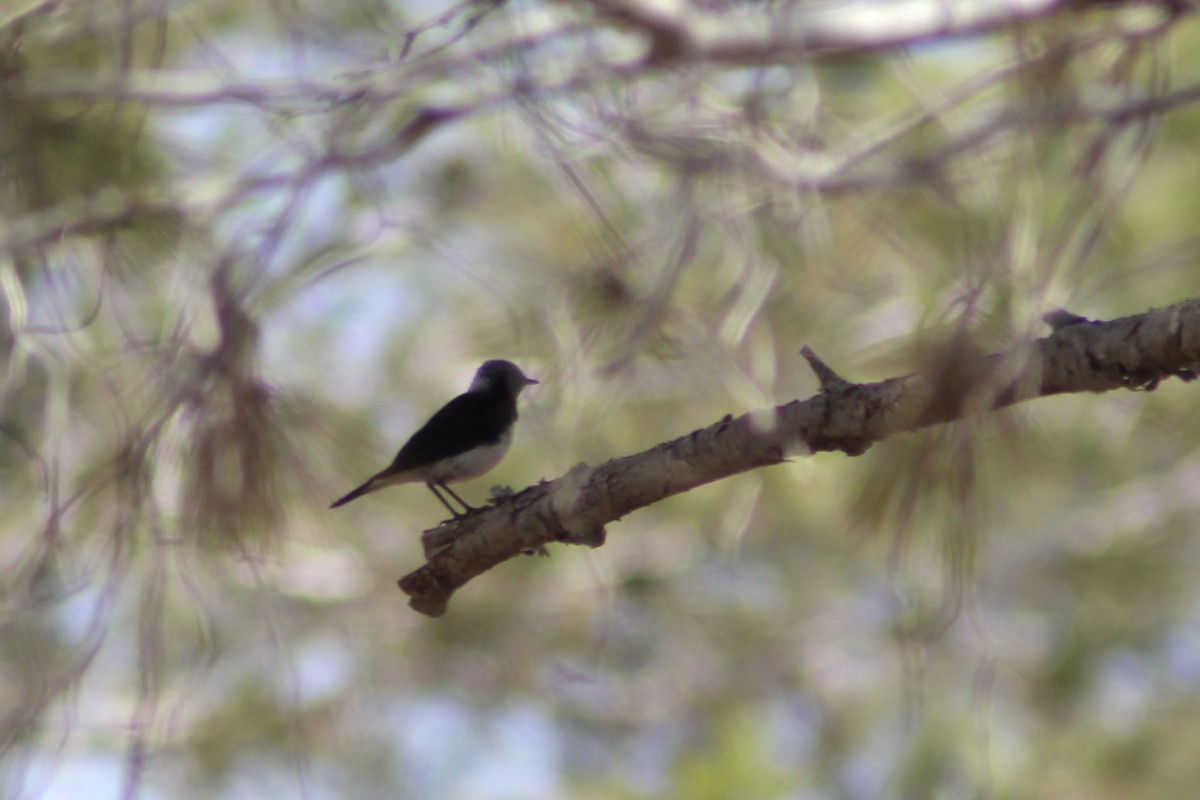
[2, 0, 1200, 798]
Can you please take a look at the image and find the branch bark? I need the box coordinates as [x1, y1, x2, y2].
[399, 298, 1200, 616]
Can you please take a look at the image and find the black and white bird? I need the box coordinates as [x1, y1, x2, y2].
[330, 359, 538, 517]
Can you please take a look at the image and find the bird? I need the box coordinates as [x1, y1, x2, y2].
[330, 359, 538, 517]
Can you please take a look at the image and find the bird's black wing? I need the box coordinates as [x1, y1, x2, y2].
[387, 389, 517, 473]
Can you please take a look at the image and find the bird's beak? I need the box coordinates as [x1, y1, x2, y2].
[526, 376, 540, 385]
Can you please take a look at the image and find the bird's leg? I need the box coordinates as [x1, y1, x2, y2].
[426, 482, 469, 518]
[438, 482, 479, 514]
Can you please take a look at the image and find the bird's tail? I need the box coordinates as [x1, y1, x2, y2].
[329, 476, 380, 509]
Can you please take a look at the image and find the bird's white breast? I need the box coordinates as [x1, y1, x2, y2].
[426, 427, 514, 484]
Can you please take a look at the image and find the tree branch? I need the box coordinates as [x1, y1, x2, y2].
[588, 0, 1188, 66]
[399, 298, 1200, 616]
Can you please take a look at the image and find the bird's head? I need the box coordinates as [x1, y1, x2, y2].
[470, 360, 539, 397]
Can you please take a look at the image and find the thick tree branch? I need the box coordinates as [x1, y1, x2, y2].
[399, 298, 1200, 616]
